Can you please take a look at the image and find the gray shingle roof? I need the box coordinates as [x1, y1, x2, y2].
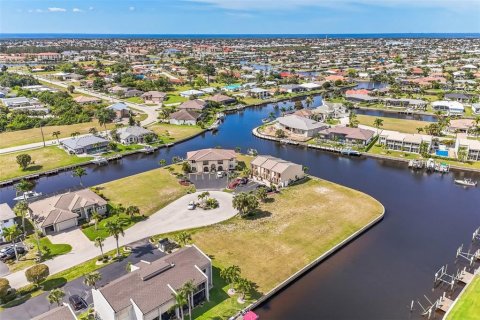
[61, 135, 109, 150]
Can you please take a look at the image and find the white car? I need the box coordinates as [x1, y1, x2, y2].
[187, 201, 196, 210]
[217, 171, 224, 178]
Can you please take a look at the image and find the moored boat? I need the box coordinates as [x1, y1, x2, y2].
[13, 190, 43, 201]
[454, 178, 477, 187]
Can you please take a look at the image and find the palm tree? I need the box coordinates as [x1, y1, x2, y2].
[83, 271, 102, 289]
[232, 192, 259, 217]
[373, 118, 384, 135]
[91, 211, 102, 230]
[171, 290, 188, 320]
[47, 288, 65, 306]
[94, 237, 105, 257]
[71, 131, 80, 138]
[105, 220, 124, 257]
[220, 265, 241, 292]
[52, 131, 61, 144]
[126, 206, 140, 220]
[72, 167, 87, 186]
[235, 277, 253, 301]
[111, 203, 126, 216]
[305, 96, 313, 109]
[416, 127, 424, 134]
[174, 232, 192, 247]
[13, 200, 29, 235]
[89, 127, 98, 135]
[181, 280, 197, 320]
[2, 226, 22, 261]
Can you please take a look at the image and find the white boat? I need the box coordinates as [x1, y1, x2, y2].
[13, 191, 43, 201]
[90, 156, 108, 165]
[455, 178, 477, 187]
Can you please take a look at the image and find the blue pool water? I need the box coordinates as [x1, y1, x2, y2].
[436, 150, 449, 157]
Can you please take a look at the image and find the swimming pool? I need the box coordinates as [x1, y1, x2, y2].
[436, 150, 449, 157]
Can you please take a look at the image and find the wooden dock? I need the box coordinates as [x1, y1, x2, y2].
[458, 270, 474, 284]
[437, 296, 454, 313]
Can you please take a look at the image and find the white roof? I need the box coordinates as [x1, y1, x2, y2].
[299, 83, 321, 89]
[179, 89, 204, 96]
[277, 115, 326, 131]
[432, 100, 464, 111]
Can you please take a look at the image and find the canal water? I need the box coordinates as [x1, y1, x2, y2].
[1, 96, 479, 319]
[355, 108, 437, 122]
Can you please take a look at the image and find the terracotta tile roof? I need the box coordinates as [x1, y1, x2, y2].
[186, 148, 236, 161]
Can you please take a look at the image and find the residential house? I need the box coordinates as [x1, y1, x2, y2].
[472, 103, 480, 115]
[124, 89, 144, 98]
[73, 95, 102, 105]
[345, 94, 379, 103]
[177, 99, 207, 112]
[205, 94, 237, 105]
[249, 88, 270, 99]
[276, 114, 328, 138]
[179, 89, 205, 98]
[0, 203, 16, 242]
[186, 148, 237, 173]
[116, 126, 154, 145]
[317, 126, 375, 146]
[447, 119, 475, 134]
[169, 109, 202, 125]
[431, 101, 464, 115]
[455, 137, 480, 161]
[107, 102, 130, 119]
[92, 245, 212, 320]
[445, 93, 473, 103]
[60, 135, 109, 154]
[250, 155, 304, 187]
[0, 97, 47, 112]
[379, 131, 432, 153]
[31, 304, 77, 320]
[28, 189, 107, 234]
[279, 84, 305, 93]
[141, 91, 167, 104]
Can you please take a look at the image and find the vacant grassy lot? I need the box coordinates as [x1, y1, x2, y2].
[149, 123, 203, 142]
[0, 146, 91, 181]
[357, 115, 430, 134]
[82, 213, 144, 241]
[164, 94, 188, 104]
[95, 167, 188, 216]
[447, 276, 480, 320]
[0, 121, 115, 149]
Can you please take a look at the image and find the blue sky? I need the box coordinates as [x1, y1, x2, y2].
[0, 0, 479, 34]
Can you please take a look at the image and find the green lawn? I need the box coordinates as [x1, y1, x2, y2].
[149, 123, 203, 143]
[94, 166, 188, 214]
[0, 121, 115, 149]
[0, 146, 91, 181]
[164, 94, 188, 105]
[357, 115, 430, 134]
[82, 213, 144, 241]
[124, 96, 144, 104]
[447, 276, 480, 320]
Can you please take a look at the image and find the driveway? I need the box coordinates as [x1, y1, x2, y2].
[5, 191, 236, 289]
[188, 172, 229, 190]
[48, 228, 93, 253]
[1, 239, 165, 320]
[235, 180, 261, 193]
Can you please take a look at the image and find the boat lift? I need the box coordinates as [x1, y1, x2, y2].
[416, 295, 438, 319]
[434, 265, 458, 291]
[456, 244, 480, 266]
[472, 227, 480, 242]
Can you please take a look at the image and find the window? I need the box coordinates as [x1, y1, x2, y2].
[217, 160, 223, 164]
[203, 161, 208, 165]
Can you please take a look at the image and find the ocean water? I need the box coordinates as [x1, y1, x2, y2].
[0, 33, 479, 39]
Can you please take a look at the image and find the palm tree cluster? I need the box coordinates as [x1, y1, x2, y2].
[171, 280, 198, 320]
[220, 265, 253, 302]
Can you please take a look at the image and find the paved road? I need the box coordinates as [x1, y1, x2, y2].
[1, 239, 164, 320]
[4, 191, 236, 289]
[14, 71, 159, 127]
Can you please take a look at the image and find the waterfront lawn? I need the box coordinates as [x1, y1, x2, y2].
[447, 276, 480, 320]
[0, 146, 91, 181]
[164, 94, 188, 105]
[368, 144, 422, 160]
[192, 265, 259, 320]
[149, 123, 203, 143]
[0, 121, 115, 149]
[151, 177, 383, 319]
[357, 115, 430, 134]
[94, 166, 188, 216]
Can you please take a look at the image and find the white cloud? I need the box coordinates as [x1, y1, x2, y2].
[129, 6, 135, 11]
[89, 6, 94, 11]
[186, 0, 473, 11]
[73, 8, 83, 13]
[48, 7, 67, 12]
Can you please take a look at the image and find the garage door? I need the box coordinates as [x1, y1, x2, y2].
[55, 218, 78, 232]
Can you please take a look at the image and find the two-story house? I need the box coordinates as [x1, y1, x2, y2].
[0, 203, 17, 242]
[92, 245, 212, 320]
[250, 155, 304, 188]
[186, 148, 237, 173]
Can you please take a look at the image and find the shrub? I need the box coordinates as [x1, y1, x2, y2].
[25, 264, 49, 287]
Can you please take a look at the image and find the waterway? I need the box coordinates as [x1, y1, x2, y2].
[355, 108, 438, 122]
[1, 95, 479, 319]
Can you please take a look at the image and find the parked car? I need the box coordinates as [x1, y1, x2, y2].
[239, 177, 248, 185]
[69, 294, 87, 311]
[187, 201, 196, 210]
[216, 171, 224, 178]
[0, 246, 26, 262]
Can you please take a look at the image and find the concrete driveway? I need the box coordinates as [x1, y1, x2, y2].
[48, 228, 93, 253]
[5, 191, 236, 289]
